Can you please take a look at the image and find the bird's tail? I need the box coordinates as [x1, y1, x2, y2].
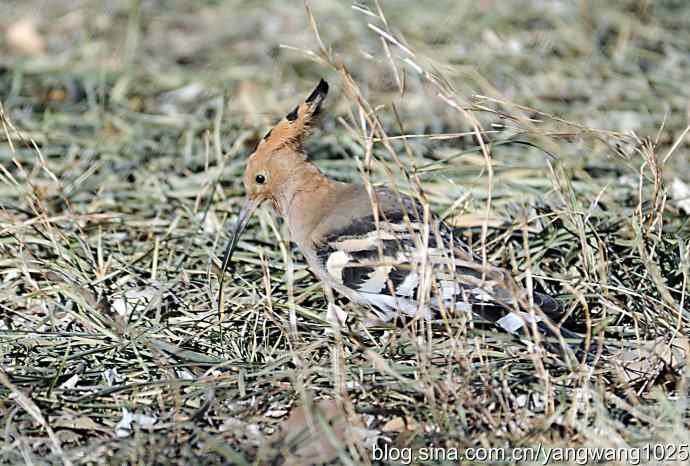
[468, 287, 589, 360]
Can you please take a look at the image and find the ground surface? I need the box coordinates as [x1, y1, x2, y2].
[1, 1, 690, 465]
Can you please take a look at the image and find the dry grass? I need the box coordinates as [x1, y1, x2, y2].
[1, 0, 690, 464]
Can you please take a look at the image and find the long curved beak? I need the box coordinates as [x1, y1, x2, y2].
[217, 197, 261, 317]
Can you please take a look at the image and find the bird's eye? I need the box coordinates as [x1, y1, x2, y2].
[255, 174, 266, 184]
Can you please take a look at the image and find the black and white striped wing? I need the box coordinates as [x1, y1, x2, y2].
[314, 213, 547, 332]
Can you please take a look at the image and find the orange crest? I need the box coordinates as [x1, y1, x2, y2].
[255, 78, 329, 155]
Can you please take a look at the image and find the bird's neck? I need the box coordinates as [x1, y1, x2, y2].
[275, 161, 344, 244]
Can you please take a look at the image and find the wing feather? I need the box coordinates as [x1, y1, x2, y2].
[312, 189, 561, 333]
[316, 212, 507, 306]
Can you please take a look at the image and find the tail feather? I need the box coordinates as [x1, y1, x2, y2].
[533, 291, 560, 317]
[471, 290, 589, 359]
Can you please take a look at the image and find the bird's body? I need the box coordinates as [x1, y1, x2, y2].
[282, 176, 555, 331]
[219, 79, 567, 337]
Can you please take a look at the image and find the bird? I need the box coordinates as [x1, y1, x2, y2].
[217, 78, 577, 345]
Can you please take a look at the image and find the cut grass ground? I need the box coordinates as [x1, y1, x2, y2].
[1, 1, 690, 464]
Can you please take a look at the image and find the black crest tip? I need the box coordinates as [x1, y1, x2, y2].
[285, 106, 299, 122]
[306, 78, 329, 104]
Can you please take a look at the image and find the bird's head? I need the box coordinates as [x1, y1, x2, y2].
[219, 79, 330, 279]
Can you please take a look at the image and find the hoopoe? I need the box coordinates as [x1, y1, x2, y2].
[218, 79, 575, 342]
